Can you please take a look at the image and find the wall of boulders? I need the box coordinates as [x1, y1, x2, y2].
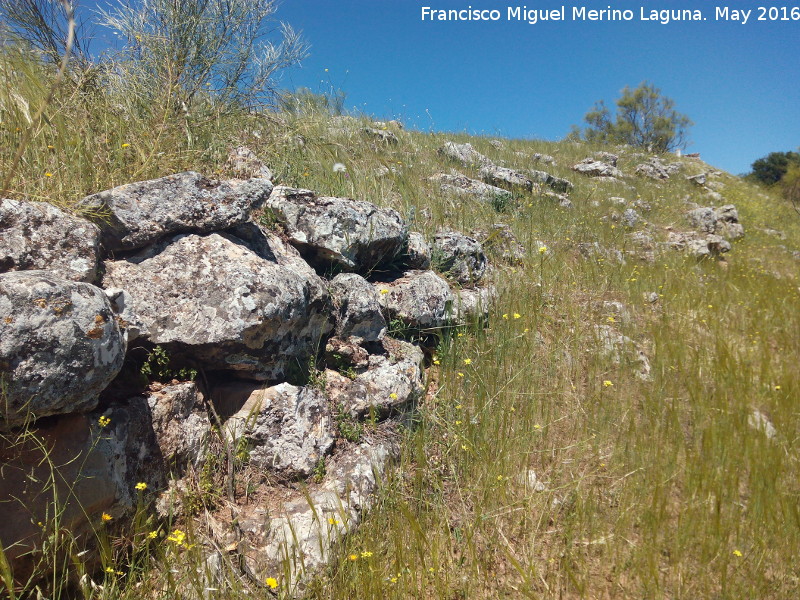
[0, 159, 496, 594]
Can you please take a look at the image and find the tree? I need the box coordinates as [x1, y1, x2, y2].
[581, 82, 693, 153]
[747, 151, 800, 186]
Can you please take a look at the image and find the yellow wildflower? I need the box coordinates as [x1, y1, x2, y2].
[348, 553, 358, 561]
[121, 143, 130, 148]
[513, 313, 521, 319]
[360, 550, 373, 558]
[502, 313, 509, 319]
[148, 531, 158, 539]
[167, 529, 186, 546]
[733, 549, 743, 557]
[135, 482, 147, 491]
[457, 372, 464, 378]
[328, 517, 340, 526]
[266, 577, 279, 589]
[539, 246, 547, 254]
[45, 172, 53, 177]
[380, 288, 389, 295]
[101, 513, 112, 522]
[603, 380, 613, 388]
[98, 415, 111, 427]
[463, 358, 472, 365]
[389, 392, 398, 400]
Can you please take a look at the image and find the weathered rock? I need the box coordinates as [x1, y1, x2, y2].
[667, 231, 731, 258]
[0, 199, 101, 283]
[626, 231, 657, 262]
[686, 173, 707, 186]
[80, 171, 272, 251]
[635, 159, 670, 180]
[578, 242, 626, 264]
[325, 336, 370, 370]
[432, 230, 487, 285]
[374, 120, 403, 130]
[619, 208, 640, 228]
[405, 231, 432, 270]
[489, 139, 504, 150]
[479, 164, 534, 190]
[686, 204, 744, 240]
[375, 270, 453, 330]
[326, 338, 424, 417]
[237, 436, 398, 596]
[329, 273, 386, 343]
[529, 169, 574, 193]
[453, 286, 495, 323]
[748, 409, 777, 440]
[438, 141, 492, 167]
[220, 382, 334, 477]
[473, 223, 526, 264]
[103, 233, 332, 380]
[0, 271, 126, 428]
[572, 159, 624, 179]
[363, 127, 399, 144]
[144, 381, 210, 471]
[593, 325, 651, 381]
[515, 469, 547, 492]
[0, 399, 164, 584]
[532, 153, 556, 165]
[226, 146, 273, 180]
[593, 151, 619, 166]
[266, 186, 407, 273]
[429, 172, 512, 204]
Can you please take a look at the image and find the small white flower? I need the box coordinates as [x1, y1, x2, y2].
[333, 162, 347, 173]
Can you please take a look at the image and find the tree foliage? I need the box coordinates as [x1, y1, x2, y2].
[581, 82, 692, 153]
[747, 151, 800, 186]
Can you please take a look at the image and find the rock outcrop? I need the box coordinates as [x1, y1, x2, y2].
[429, 172, 512, 204]
[375, 270, 453, 330]
[432, 230, 488, 285]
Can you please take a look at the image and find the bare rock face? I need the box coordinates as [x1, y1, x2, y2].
[635, 159, 670, 180]
[405, 231, 432, 270]
[572, 158, 624, 179]
[329, 273, 386, 343]
[236, 436, 399, 596]
[221, 382, 334, 477]
[529, 169, 574, 193]
[667, 231, 731, 258]
[80, 171, 272, 251]
[453, 286, 495, 324]
[438, 141, 492, 167]
[375, 270, 453, 330]
[145, 382, 210, 472]
[0, 271, 126, 428]
[266, 186, 407, 273]
[429, 172, 512, 204]
[479, 164, 534, 190]
[0, 199, 101, 283]
[325, 338, 424, 417]
[103, 233, 332, 380]
[226, 146, 273, 180]
[593, 151, 619, 166]
[686, 204, 744, 240]
[432, 230, 488, 285]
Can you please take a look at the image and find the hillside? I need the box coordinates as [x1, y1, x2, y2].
[2, 104, 799, 600]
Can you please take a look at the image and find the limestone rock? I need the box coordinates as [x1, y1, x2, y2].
[635, 159, 670, 180]
[221, 382, 334, 477]
[266, 186, 407, 273]
[593, 324, 651, 381]
[473, 223, 526, 264]
[329, 273, 386, 343]
[0, 271, 126, 428]
[593, 151, 619, 166]
[667, 231, 731, 258]
[429, 172, 512, 204]
[438, 141, 492, 167]
[363, 127, 399, 144]
[0, 199, 101, 283]
[144, 382, 210, 471]
[686, 204, 744, 240]
[572, 158, 624, 179]
[529, 169, 573, 193]
[405, 231, 432, 270]
[80, 171, 272, 251]
[226, 146, 273, 180]
[453, 286, 495, 324]
[103, 233, 332, 380]
[622, 208, 642, 228]
[686, 173, 707, 186]
[375, 270, 453, 330]
[432, 230, 488, 285]
[532, 153, 556, 165]
[326, 339, 424, 417]
[748, 409, 777, 440]
[479, 164, 534, 190]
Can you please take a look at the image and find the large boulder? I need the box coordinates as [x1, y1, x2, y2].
[432, 230, 488, 285]
[453, 286, 496, 324]
[329, 273, 386, 343]
[0, 199, 101, 282]
[219, 382, 335, 478]
[266, 186, 407, 273]
[375, 270, 453, 330]
[102, 233, 332, 380]
[0, 271, 126, 428]
[80, 171, 272, 251]
[686, 204, 744, 240]
[405, 232, 432, 270]
[429, 172, 512, 204]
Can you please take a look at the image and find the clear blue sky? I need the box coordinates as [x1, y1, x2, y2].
[271, 0, 799, 174]
[81, 0, 799, 175]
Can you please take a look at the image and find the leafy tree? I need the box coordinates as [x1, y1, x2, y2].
[747, 151, 800, 186]
[581, 82, 693, 153]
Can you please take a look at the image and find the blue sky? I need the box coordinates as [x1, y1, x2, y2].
[81, 1, 799, 174]
[272, 0, 799, 174]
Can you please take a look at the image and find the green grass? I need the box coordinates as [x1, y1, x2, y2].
[2, 47, 800, 600]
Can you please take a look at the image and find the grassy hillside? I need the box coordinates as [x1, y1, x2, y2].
[3, 61, 800, 598]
